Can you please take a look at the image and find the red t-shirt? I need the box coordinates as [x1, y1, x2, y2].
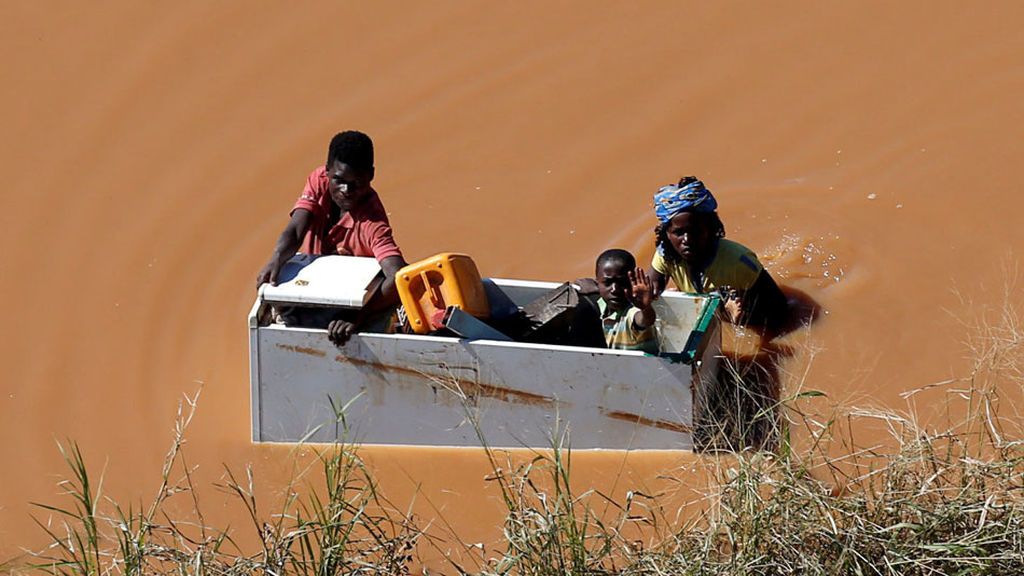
[291, 166, 403, 262]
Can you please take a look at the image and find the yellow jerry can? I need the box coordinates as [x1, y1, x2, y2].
[396, 253, 490, 334]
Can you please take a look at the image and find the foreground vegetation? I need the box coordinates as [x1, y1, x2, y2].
[12, 303, 1024, 574]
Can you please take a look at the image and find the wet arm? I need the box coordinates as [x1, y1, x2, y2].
[329, 255, 407, 347]
[634, 303, 656, 330]
[361, 255, 406, 313]
[648, 268, 668, 296]
[631, 267, 657, 329]
[256, 209, 312, 287]
[741, 270, 788, 332]
[378, 255, 406, 307]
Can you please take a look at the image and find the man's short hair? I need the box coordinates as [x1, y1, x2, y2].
[326, 131, 374, 173]
[596, 248, 636, 271]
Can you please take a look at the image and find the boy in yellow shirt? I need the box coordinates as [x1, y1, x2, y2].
[595, 249, 659, 354]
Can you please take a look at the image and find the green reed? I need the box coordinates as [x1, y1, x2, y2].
[17, 297, 1024, 575]
[437, 298, 1024, 575]
[23, 391, 419, 576]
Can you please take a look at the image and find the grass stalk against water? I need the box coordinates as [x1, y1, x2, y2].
[24, 391, 420, 575]
[433, 300, 1024, 575]
[429, 369, 673, 575]
[17, 296, 1024, 574]
[628, 297, 1024, 574]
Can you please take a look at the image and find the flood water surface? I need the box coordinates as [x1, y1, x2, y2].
[2, 1, 1023, 565]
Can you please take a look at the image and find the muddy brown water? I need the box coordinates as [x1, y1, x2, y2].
[2, 1, 1023, 566]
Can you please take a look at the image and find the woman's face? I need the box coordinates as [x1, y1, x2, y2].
[665, 211, 715, 264]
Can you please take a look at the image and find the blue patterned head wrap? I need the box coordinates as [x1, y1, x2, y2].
[653, 178, 717, 223]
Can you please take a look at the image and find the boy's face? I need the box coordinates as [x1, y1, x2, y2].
[326, 160, 373, 211]
[597, 260, 632, 311]
[665, 211, 715, 264]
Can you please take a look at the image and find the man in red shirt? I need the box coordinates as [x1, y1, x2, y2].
[256, 131, 407, 345]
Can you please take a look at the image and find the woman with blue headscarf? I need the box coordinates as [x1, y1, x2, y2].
[650, 176, 788, 331]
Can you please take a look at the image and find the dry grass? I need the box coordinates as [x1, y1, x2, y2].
[22, 392, 420, 575]
[14, 298, 1024, 575]
[465, 298, 1024, 575]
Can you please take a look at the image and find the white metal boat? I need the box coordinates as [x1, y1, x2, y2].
[249, 256, 721, 450]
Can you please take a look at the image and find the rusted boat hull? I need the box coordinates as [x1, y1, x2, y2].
[250, 277, 719, 450]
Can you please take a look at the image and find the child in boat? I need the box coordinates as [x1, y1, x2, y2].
[595, 249, 659, 354]
[255, 131, 407, 346]
[650, 176, 788, 332]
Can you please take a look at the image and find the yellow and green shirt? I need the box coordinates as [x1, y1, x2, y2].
[598, 298, 659, 354]
[652, 239, 763, 294]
